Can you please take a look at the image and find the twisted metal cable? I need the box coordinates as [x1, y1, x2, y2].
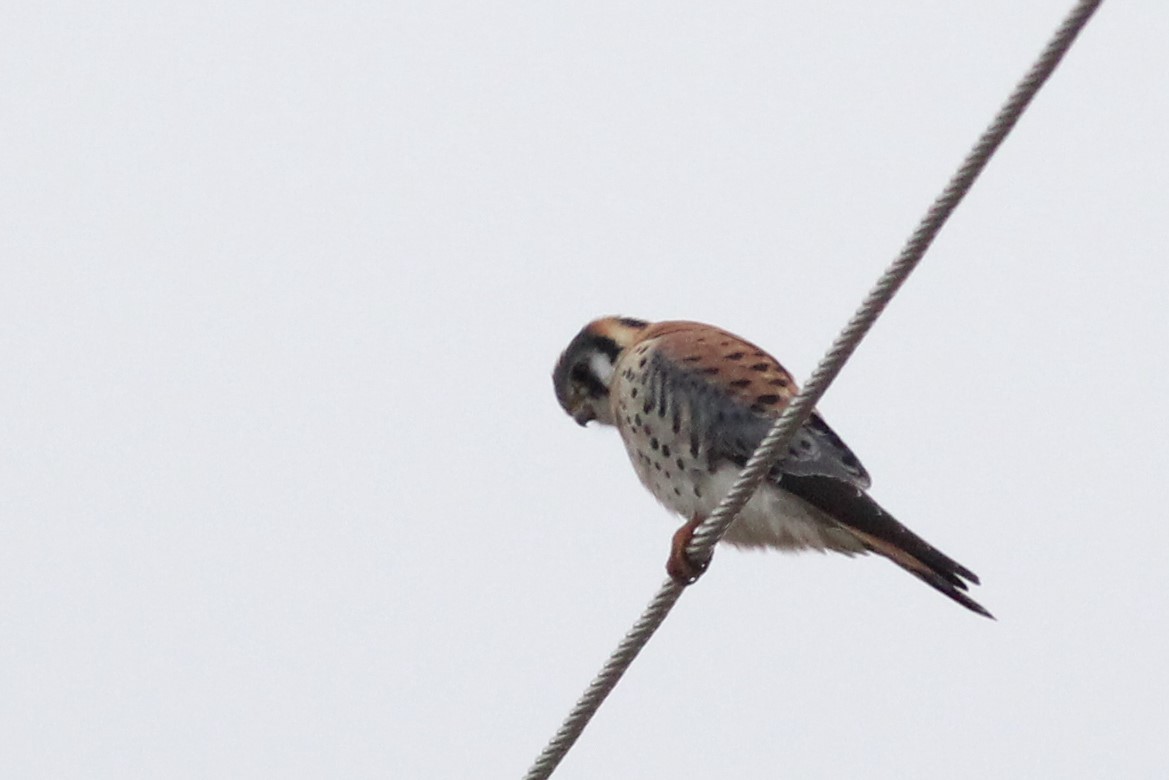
[524, 2, 1101, 777]
[688, 0, 1102, 558]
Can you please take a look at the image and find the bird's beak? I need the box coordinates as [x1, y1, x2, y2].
[572, 406, 596, 427]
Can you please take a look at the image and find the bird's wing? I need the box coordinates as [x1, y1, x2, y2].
[634, 322, 871, 488]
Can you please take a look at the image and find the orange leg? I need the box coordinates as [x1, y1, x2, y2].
[667, 515, 711, 584]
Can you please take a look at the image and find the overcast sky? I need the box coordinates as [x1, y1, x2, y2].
[3, 2, 1167, 778]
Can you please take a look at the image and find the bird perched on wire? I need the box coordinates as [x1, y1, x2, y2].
[552, 316, 992, 618]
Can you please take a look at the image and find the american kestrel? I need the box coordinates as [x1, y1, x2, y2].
[552, 317, 991, 618]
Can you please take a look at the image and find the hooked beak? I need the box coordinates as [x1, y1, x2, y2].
[572, 406, 596, 427]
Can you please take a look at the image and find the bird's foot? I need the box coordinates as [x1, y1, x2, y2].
[667, 516, 711, 585]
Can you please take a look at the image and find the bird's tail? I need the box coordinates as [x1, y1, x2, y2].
[780, 474, 994, 619]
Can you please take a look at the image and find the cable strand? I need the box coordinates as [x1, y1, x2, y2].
[524, 2, 1101, 777]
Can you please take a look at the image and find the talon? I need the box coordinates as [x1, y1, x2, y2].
[667, 516, 711, 584]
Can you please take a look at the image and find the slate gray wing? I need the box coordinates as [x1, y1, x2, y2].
[643, 349, 872, 488]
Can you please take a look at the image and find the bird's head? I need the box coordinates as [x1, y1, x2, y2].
[552, 316, 649, 427]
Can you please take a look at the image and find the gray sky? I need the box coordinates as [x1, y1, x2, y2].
[3, 2, 1167, 778]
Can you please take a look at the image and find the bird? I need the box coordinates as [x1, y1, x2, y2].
[552, 316, 992, 618]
